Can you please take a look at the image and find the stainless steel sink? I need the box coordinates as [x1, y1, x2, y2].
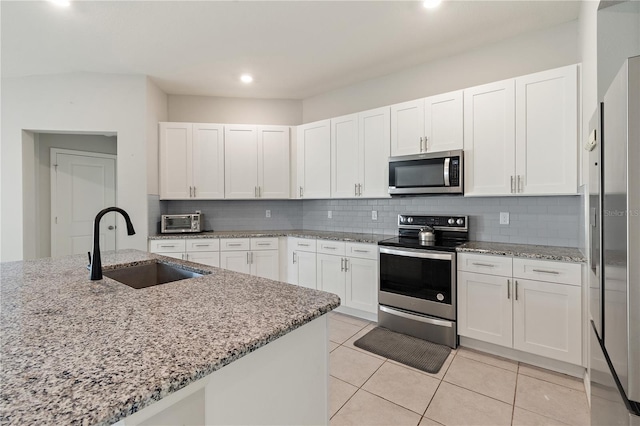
[103, 260, 209, 289]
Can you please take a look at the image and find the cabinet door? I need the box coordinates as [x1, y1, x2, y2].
[193, 123, 225, 199]
[513, 279, 582, 364]
[515, 65, 578, 195]
[187, 251, 220, 268]
[295, 250, 317, 290]
[424, 90, 463, 152]
[159, 122, 192, 199]
[297, 120, 331, 199]
[359, 107, 391, 198]
[317, 254, 346, 301]
[251, 250, 279, 280]
[225, 125, 258, 199]
[464, 80, 516, 196]
[220, 251, 251, 274]
[390, 99, 425, 156]
[258, 126, 290, 199]
[457, 271, 513, 347]
[331, 114, 359, 198]
[345, 257, 378, 314]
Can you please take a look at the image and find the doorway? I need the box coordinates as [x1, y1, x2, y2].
[50, 149, 117, 257]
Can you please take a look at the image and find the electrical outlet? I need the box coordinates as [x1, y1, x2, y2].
[328, 210, 332, 219]
[500, 212, 510, 225]
[372, 210, 378, 221]
[265, 210, 271, 218]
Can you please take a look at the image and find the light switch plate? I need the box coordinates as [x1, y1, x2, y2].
[372, 210, 378, 221]
[500, 212, 509, 225]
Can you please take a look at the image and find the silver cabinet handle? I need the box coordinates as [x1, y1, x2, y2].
[472, 262, 495, 267]
[515, 280, 519, 301]
[353, 249, 369, 253]
[344, 258, 349, 272]
[189, 186, 192, 197]
[532, 269, 560, 275]
[298, 243, 310, 247]
[292, 252, 297, 264]
[259, 186, 261, 197]
[507, 279, 511, 299]
[160, 244, 176, 248]
[517, 175, 522, 193]
[354, 183, 358, 196]
[299, 187, 303, 198]
[510, 176, 515, 193]
[194, 244, 211, 247]
[324, 246, 336, 250]
[358, 183, 362, 196]
[419, 137, 424, 152]
[193, 186, 196, 197]
[340, 258, 344, 272]
[257, 243, 270, 246]
[228, 243, 242, 247]
[424, 136, 429, 152]
[246, 252, 250, 264]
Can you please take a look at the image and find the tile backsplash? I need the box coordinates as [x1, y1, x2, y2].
[155, 195, 581, 247]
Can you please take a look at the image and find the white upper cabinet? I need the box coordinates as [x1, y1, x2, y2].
[160, 122, 224, 200]
[390, 99, 425, 156]
[258, 126, 290, 199]
[225, 125, 259, 199]
[297, 120, 331, 199]
[359, 106, 391, 198]
[424, 90, 464, 153]
[464, 80, 516, 196]
[331, 114, 360, 198]
[390, 92, 463, 157]
[464, 64, 578, 196]
[225, 125, 290, 199]
[515, 65, 578, 195]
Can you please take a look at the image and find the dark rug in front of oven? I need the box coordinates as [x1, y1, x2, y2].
[353, 327, 451, 374]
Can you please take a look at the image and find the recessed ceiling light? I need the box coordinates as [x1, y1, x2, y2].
[49, 0, 71, 7]
[240, 74, 253, 84]
[423, 0, 441, 9]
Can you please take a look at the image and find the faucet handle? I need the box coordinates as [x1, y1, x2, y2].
[87, 251, 92, 270]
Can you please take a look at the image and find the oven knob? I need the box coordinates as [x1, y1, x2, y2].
[447, 218, 455, 225]
[457, 218, 464, 226]
[407, 217, 413, 224]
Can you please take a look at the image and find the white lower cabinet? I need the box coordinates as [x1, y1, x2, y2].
[457, 253, 582, 365]
[287, 237, 317, 289]
[344, 256, 378, 314]
[317, 253, 345, 300]
[220, 238, 279, 280]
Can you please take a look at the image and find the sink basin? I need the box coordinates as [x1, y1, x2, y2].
[103, 260, 209, 289]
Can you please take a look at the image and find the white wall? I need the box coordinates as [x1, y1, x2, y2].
[302, 20, 579, 123]
[147, 78, 169, 196]
[1, 72, 149, 261]
[168, 95, 302, 125]
[35, 134, 118, 259]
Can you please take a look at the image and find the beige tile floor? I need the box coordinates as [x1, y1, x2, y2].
[328, 312, 590, 426]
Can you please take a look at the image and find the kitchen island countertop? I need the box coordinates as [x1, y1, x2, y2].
[0, 250, 339, 425]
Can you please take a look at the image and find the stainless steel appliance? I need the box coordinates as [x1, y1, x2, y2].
[378, 214, 468, 348]
[590, 56, 640, 425]
[388, 150, 463, 196]
[161, 213, 203, 234]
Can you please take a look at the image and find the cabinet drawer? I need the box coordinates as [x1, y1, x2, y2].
[346, 242, 378, 260]
[220, 238, 251, 251]
[317, 240, 346, 256]
[289, 237, 316, 253]
[186, 239, 220, 252]
[513, 258, 581, 286]
[251, 237, 279, 250]
[149, 239, 186, 253]
[457, 253, 512, 277]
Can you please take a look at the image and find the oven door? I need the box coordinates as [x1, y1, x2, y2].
[162, 215, 193, 233]
[379, 246, 456, 320]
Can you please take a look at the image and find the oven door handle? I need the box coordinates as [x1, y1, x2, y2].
[443, 157, 451, 187]
[379, 246, 454, 261]
[379, 305, 453, 328]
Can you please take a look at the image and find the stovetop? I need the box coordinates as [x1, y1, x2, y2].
[378, 236, 466, 252]
[378, 214, 469, 252]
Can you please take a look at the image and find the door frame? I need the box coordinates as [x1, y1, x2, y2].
[50, 148, 117, 257]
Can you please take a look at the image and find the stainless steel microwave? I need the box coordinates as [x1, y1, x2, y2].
[161, 213, 203, 233]
[388, 150, 463, 195]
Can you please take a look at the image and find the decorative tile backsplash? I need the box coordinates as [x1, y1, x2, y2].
[153, 195, 581, 247]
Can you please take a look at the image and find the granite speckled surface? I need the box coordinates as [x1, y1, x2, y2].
[457, 241, 586, 263]
[148, 229, 390, 244]
[0, 250, 339, 426]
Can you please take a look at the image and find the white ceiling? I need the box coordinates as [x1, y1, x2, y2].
[1, 1, 581, 100]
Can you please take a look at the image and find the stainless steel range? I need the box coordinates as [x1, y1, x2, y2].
[378, 214, 468, 348]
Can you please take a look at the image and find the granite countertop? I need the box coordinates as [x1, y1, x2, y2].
[457, 241, 586, 263]
[0, 250, 339, 425]
[148, 229, 390, 244]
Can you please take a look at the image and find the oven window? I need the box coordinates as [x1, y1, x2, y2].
[393, 161, 444, 188]
[165, 217, 191, 230]
[380, 253, 451, 304]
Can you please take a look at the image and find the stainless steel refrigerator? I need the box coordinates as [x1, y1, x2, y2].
[590, 56, 640, 425]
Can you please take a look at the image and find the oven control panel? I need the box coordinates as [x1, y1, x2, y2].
[398, 214, 468, 231]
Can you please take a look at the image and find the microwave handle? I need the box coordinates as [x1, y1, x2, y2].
[443, 157, 451, 187]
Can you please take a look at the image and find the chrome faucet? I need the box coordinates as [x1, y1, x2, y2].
[90, 207, 136, 280]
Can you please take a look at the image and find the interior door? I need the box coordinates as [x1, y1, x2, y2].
[51, 150, 116, 257]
